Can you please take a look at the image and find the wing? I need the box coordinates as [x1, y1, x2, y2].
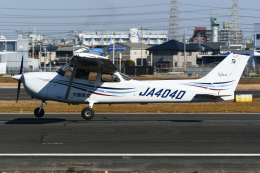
[69, 53, 117, 73]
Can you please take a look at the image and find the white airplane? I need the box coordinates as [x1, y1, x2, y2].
[12, 52, 249, 120]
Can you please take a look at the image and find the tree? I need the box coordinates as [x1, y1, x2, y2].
[124, 60, 135, 66]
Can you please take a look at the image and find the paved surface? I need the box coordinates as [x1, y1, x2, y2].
[0, 88, 32, 100]
[0, 88, 260, 100]
[0, 113, 260, 171]
[235, 90, 260, 97]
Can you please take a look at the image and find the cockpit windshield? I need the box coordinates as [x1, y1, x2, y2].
[119, 73, 132, 81]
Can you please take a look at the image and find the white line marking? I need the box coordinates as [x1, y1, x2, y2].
[1, 113, 260, 115]
[0, 153, 260, 157]
[42, 143, 64, 145]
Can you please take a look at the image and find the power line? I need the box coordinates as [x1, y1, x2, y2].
[0, 3, 168, 11]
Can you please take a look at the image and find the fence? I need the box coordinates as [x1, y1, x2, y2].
[1, 64, 260, 79]
[155, 66, 258, 78]
[3, 67, 60, 75]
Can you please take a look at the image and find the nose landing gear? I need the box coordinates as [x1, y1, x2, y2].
[34, 101, 47, 118]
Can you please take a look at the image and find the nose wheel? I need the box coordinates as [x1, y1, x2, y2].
[34, 101, 47, 118]
[81, 107, 95, 120]
[34, 108, 44, 118]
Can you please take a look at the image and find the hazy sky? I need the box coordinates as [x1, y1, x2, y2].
[0, 0, 258, 41]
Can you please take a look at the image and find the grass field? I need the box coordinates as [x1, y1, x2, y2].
[0, 99, 259, 114]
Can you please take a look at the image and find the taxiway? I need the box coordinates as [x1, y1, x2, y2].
[0, 113, 260, 171]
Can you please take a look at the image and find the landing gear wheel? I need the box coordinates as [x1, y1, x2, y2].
[81, 107, 95, 120]
[34, 107, 44, 118]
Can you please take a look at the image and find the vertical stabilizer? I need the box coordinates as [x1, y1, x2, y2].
[198, 53, 249, 94]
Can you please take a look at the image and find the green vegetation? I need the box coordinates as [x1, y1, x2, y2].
[124, 60, 135, 66]
[68, 167, 75, 172]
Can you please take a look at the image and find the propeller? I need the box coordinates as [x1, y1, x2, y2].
[16, 56, 23, 103]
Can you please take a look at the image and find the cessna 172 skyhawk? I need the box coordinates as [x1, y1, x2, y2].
[12, 52, 249, 120]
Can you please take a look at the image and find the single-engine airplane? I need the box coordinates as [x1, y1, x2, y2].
[12, 52, 249, 120]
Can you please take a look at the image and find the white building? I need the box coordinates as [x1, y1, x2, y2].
[78, 28, 168, 46]
[0, 35, 38, 74]
[254, 23, 260, 51]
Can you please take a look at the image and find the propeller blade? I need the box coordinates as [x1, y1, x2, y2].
[16, 80, 21, 103]
[16, 56, 23, 103]
[19, 56, 23, 74]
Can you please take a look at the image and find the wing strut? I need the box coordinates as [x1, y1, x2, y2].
[65, 57, 78, 100]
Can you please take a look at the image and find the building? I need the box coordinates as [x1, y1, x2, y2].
[192, 27, 211, 43]
[38, 45, 59, 68]
[146, 40, 215, 69]
[55, 46, 88, 65]
[78, 28, 168, 46]
[219, 21, 243, 44]
[103, 43, 154, 67]
[0, 36, 38, 73]
[192, 19, 243, 44]
[254, 23, 260, 51]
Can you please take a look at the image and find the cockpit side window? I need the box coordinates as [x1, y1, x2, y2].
[75, 70, 90, 80]
[101, 73, 120, 82]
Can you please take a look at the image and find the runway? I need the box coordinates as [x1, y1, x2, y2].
[0, 88, 260, 100]
[0, 88, 32, 100]
[1, 113, 260, 171]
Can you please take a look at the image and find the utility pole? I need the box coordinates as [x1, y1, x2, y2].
[119, 53, 122, 73]
[70, 30, 78, 56]
[44, 45, 46, 72]
[15, 29, 23, 68]
[39, 32, 42, 69]
[32, 27, 36, 71]
[49, 52, 52, 72]
[113, 33, 115, 64]
[25, 27, 32, 71]
[73, 30, 75, 55]
[198, 33, 201, 57]
[184, 29, 186, 72]
[141, 26, 143, 66]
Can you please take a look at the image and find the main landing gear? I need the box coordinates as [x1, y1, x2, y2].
[34, 101, 47, 118]
[81, 101, 95, 120]
[33, 101, 96, 120]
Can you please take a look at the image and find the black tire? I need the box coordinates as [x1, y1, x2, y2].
[81, 107, 95, 120]
[34, 107, 44, 118]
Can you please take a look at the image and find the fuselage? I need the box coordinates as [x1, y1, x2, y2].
[21, 71, 232, 104]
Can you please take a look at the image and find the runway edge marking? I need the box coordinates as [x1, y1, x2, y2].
[1, 153, 260, 157]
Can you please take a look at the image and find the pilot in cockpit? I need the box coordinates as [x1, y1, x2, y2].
[75, 70, 90, 80]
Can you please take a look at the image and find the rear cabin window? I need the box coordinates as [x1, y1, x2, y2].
[101, 74, 120, 82]
[88, 72, 98, 81]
